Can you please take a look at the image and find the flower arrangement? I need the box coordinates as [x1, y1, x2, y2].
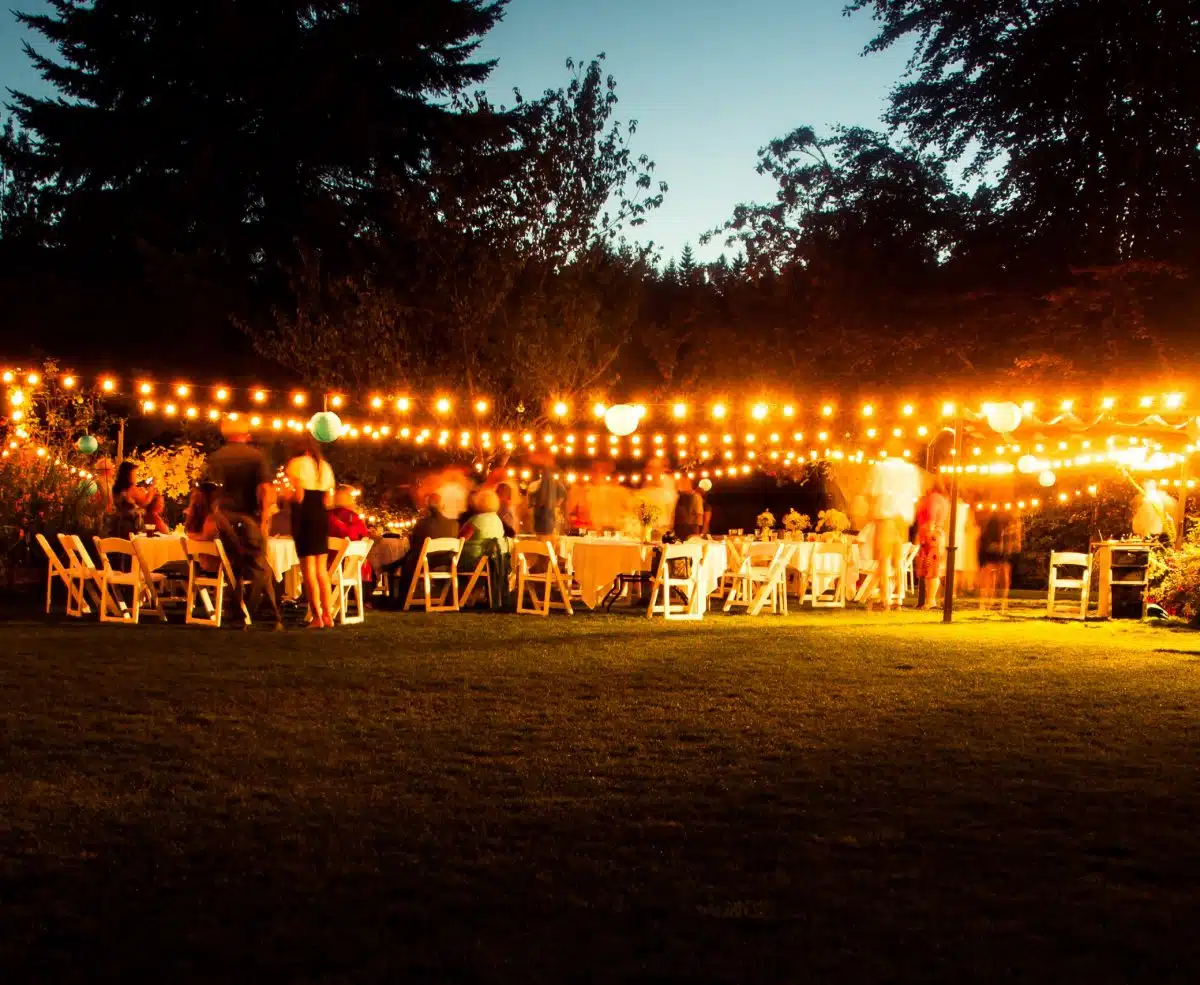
[133, 442, 207, 503]
[817, 508, 850, 533]
[756, 509, 776, 537]
[783, 509, 811, 534]
[635, 500, 663, 527]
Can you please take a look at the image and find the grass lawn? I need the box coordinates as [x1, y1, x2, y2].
[2, 605, 1199, 983]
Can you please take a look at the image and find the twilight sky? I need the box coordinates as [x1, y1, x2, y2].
[0, 0, 911, 261]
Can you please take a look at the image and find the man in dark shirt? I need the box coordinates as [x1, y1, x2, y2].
[385, 494, 460, 605]
[205, 420, 283, 629]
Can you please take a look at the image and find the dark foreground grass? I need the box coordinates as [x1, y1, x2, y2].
[2, 607, 1199, 983]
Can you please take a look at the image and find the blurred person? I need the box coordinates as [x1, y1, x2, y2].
[1131, 478, 1176, 543]
[496, 482, 518, 537]
[673, 477, 705, 540]
[867, 459, 920, 611]
[565, 478, 592, 534]
[184, 481, 230, 575]
[979, 509, 1022, 612]
[528, 469, 565, 536]
[106, 461, 152, 537]
[459, 487, 508, 574]
[285, 435, 336, 629]
[385, 493, 459, 605]
[207, 418, 283, 629]
[914, 477, 950, 609]
[144, 488, 170, 535]
[329, 484, 375, 596]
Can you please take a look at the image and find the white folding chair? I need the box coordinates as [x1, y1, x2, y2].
[724, 542, 790, 616]
[404, 537, 464, 612]
[1047, 551, 1093, 620]
[184, 537, 251, 628]
[647, 542, 706, 620]
[328, 538, 372, 625]
[900, 542, 919, 600]
[809, 542, 849, 609]
[92, 536, 167, 624]
[716, 538, 745, 599]
[514, 540, 574, 616]
[36, 533, 84, 615]
[57, 533, 105, 618]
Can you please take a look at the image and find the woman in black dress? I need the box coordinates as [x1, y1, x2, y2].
[285, 436, 336, 628]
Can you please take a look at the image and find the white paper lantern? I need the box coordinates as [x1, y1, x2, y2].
[1017, 454, 1040, 474]
[1038, 470, 1056, 488]
[604, 403, 640, 437]
[698, 478, 713, 492]
[985, 401, 1023, 434]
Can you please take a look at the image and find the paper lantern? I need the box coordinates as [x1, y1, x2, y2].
[1017, 454, 1040, 475]
[985, 401, 1023, 434]
[75, 435, 98, 454]
[308, 411, 342, 443]
[604, 403, 640, 437]
[698, 478, 713, 492]
[1038, 470, 1056, 488]
[78, 478, 99, 497]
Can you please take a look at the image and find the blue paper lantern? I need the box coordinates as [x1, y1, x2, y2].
[76, 435, 98, 454]
[308, 411, 342, 443]
[78, 479, 99, 497]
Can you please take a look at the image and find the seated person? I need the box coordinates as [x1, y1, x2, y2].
[106, 461, 153, 538]
[184, 481, 230, 575]
[385, 493, 460, 604]
[328, 484, 374, 594]
[459, 488, 508, 573]
[496, 482, 519, 537]
[144, 489, 170, 535]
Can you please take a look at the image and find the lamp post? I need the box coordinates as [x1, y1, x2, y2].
[942, 410, 964, 624]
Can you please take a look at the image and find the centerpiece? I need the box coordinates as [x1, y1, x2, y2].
[756, 509, 776, 541]
[782, 509, 811, 541]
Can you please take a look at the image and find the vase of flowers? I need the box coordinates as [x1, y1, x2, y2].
[756, 509, 776, 541]
[636, 501, 662, 542]
[782, 509, 811, 541]
[816, 508, 851, 543]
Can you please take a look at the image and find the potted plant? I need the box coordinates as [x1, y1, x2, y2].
[756, 509, 776, 541]
[782, 509, 811, 541]
[816, 508, 851, 543]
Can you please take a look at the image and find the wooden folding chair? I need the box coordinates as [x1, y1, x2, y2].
[57, 533, 105, 618]
[328, 538, 372, 625]
[647, 542, 706, 620]
[184, 537, 251, 628]
[92, 536, 167, 624]
[36, 533, 84, 615]
[810, 542, 849, 609]
[459, 539, 507, 610]
[724, 542, 790, 616]
[403, 537, 464, 612]
[1047, 551, 1093, 620]
[514, 540, 574, 616]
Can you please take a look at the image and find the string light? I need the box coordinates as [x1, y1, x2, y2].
[253, 389, 267, 403]
[292, 392, 307, 407]
[672, 402, 687, 419]
[175, 384, 190, 398]
[751, 402, 768, 421]
[435, 397, 451, 414]
[712, 403, 727, 420]
[474, 399, 489, 414]
[62, 376, 76, 389]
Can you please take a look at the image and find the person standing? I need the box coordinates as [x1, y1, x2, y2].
[914, 478, 950, 610]
[205, 419, 283, 629]
[528, 469, 565, 536]
[285, 436, 336, 629]
[673, 478, 705, 540]
[979, 509, 1022, 612]
[496, 482, 519, 537]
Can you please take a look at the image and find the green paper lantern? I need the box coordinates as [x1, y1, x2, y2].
[308, 411, 342, 443]
[76, 435, 99, 454]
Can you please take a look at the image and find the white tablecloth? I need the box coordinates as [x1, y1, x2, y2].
[267, 537, 300, 581]
[132, 534, 187, 571]
[561, 538, 653, 609]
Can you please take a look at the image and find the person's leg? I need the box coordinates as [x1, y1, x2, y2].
[300, 556, 321, 628]
[926, 577, 940, 609]
[916, 575, 927, 609]
[316, 556, 334, 627]
[999, 562, 1012, 612]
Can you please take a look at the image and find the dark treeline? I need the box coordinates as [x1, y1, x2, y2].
[3, 0, 1200, 405]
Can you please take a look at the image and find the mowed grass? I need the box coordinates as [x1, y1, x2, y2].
[2, 606, 1199, 983]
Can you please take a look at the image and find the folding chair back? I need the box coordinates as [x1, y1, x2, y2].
[648, 542, 705, 620]
[460, 538, 508, 610]
[36, 533, 78, 615]
[329, 538, 372, 624]
[92, 536, 166, 624]
[724, 542, 790, 616]
[57, 533, 103, 617]
[1047, 551, 1093, 620]
[514, 540, 573, 616]
[404, 537, 464, 612]
[184, 537, 249, 627]
[810, 542, 849, 608]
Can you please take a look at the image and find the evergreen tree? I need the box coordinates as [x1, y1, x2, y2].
[678, 243, 697, 281]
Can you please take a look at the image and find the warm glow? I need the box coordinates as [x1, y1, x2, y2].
[672, 402, 687, 419]
[1101, 396, 1115, 409]
[941, 402, 955, 417]
[331, 395, 344, 409]
[26, 373, 39, 386]
[1021, 400, 1034, 415]
[821, 404, 833, 417]
[553, 401, 569, 418]
[396, 398, 411, 412]
[474, 399, 489, 414]
[1060, 399, 1074, 411]
[164, 403, 177, 416]
[253, 389, 267, 403]
[782, 405, 795, 418]
[862, 404, 874, 417]
[371, 396, 383, 410]
[751, 402, 768, 420]
[593, 402, 607, 418]
[634, 404, 647, 418]
[902, 404, 914, 417]
[8, 390, 24, 407]
[292, 393, 307, 407]
[712, 403, 727, 419]
[101, 378, 115, 393]
[435, 397, 451, 414]
[1166, 393, 1184, 409]
[0, 371, 10, 383]
[175, 384, 190, 398]
[186, 407, 198, 419]
[142, 400, 155, 413]
[62, 376, 76, 389]
[208, 409, 220, 421]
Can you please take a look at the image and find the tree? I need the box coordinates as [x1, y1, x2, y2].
[848, 0, 1200, 268]
[4, 0, 513, 295]
[678, 244, 697, 282]
[250, 57, 666, 440]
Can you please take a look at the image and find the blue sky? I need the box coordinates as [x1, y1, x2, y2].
[0, 0, 910, 261]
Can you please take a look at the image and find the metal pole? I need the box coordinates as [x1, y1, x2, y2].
[116, 418, 125, 462]
[942, 410, 964, 624]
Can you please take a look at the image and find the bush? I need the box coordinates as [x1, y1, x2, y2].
[1148, 519, 1200, 624]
